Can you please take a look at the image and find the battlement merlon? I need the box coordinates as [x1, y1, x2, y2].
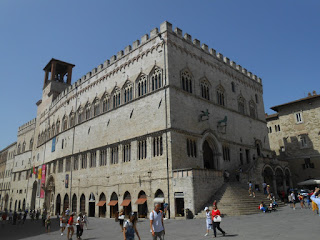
[18, 118, 36, 132]
[159, 21, 262, 85]
[50, 21, 262, 110]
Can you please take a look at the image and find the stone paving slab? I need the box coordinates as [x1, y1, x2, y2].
[1, 205, 319, 240]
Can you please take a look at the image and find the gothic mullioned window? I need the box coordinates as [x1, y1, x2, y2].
[77, 106, 83, 124]
[81, 153, 87, 169]
[151, 67, 162, 91]
[137, 75, 147, 97]
[153, 136, 163, 157]
[200, 79, 210, 100]
[123, 143, 131, 162]
[93, 98, 100, 116]
[216, 85, 225, 106]
[51, 124, 55, 136]
[186, 139, 197, 158]
[138, 139, 147, 160]
[181, 70, 192, 93]
[17, 144, 21, 154]
[111, 146, 119, 164]
[249, 100, 256, 118]
[62, 115, 68, 131]
[69, 112, 75, 127]
[29, 138, 33, 150]
[22, 142, 26, 152]
[112, 87, 121, 109]
[89, 151, 96, 168]
[238, 96, 246, 115]
[231, 82, 235, 93]
[101, 93, 110, 113]
[85, 102, 91, 120]
[100, 149, 107, 166]
[123, 81, 133, 103]
[222, 145, 230, 161]
[56, 120, 60, 134]
[73, 155, 79, 170]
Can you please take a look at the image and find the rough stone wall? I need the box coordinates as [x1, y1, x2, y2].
[267, 97, 320, 183]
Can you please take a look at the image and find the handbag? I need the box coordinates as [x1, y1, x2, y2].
[213, 215, 222, 222]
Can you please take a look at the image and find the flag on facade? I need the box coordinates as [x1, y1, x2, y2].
[33, 166, 36, 175]
[38, 168, 42, 179]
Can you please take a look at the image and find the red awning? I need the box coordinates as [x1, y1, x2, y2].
[135, 198, 147, 205]
[120, 199, 131, 206]
[107, 200, 118, 206]
[96, 201, 106, 206]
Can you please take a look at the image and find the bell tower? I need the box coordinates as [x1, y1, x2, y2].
[42, 58, 75, 100]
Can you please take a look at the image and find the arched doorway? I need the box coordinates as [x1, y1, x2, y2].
[98, 193, 106, 218]
[109, 192, 118, 218]
[263, 166, 274, 192]
[22, 199, 26, 211]
[275, 168, 284, 200]
[45, 176, 55, 214]
[63, 194, 69, 213]
[202, 139, 219, 170]
[30, 181, 37, 210]
[18, 200, 21, 211]
[72, 194, 77, 213]
[9, 198, 12, 211]
[122, 191, 132, 217]
[56, 194, 61, 215]
[80, 194, 85, 213]
[137, 191, 147, 218]
[154, 189, 165, 211]
[14, 200, 17, 211]
[88, 193, 95, 217]
[4, 194, 9, 210]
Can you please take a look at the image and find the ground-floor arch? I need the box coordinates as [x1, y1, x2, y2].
[88, 193, 96, 217]
[136, 191, 148, 218]
[30, 181, 37, 210]
[108, 192, 118, 218]
[56, 194, 61, 215]
[98, 192, 106, 218]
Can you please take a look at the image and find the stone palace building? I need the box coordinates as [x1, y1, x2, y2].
[0, 21, 291, 218]
[266, 91, 320, 185]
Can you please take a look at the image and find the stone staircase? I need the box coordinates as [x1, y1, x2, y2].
[195, 182, 285, 218]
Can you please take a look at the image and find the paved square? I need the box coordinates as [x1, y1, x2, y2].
[1, 205, 319, 240]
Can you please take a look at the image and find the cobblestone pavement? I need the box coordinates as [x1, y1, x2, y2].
[1, 205, 319, 240]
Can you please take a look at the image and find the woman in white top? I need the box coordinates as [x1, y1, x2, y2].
[76, 213, 83, 239]
[204, 207, 212, 236]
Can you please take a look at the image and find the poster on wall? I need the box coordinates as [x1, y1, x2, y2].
[40, 164, 46, 198]
[65, 174, 69, 188]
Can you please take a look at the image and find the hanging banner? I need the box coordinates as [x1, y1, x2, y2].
[40, 164, 46, 198]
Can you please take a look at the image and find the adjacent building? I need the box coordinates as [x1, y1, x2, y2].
[267, 91, 320, 185]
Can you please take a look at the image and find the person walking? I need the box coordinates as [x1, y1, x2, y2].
[118, 209, 125, 232]
[22, 211, 27, 224]
[76, 213, 83, 239]
[45, 215, 51, 233]
[248, 181, 253, 196]
[60, 212, 67, 236]
[83, 213, 88, 230]
[67, 213, 75, 240]
[311, 188, 320, 215]
[123, 212, 141, 240]
[262, 182, 267, 195]
[211, 205, 225, 238]
[290, 192, 296, 210]
[204, 207, 212, 236]
[150, 203, 165, 240]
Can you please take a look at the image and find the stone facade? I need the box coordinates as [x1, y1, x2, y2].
[266, 91, 320, 185]
[1, 21, 277, 218]
[0, 142, 16, 210]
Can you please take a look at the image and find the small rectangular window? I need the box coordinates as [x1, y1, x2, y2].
[295, 112, 303, 124]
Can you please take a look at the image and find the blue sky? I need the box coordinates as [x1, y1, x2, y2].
[0, 0, 319, 149]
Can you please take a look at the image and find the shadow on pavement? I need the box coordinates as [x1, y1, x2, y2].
[1, 218, 60, 240]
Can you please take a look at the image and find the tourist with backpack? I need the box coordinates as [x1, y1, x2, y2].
[123, 212, 140, 240]
[150, 203, 165, 240]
